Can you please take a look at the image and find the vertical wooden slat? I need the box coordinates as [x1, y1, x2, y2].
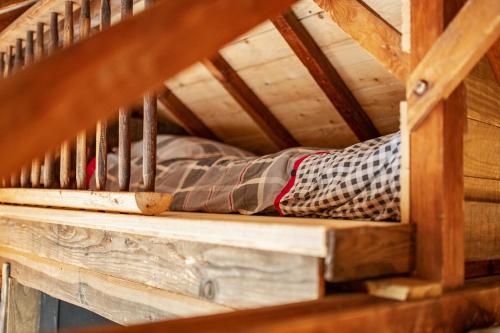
[409, 0, 466, 288]
[20, 34, 33, 188]
[118, 0, 133, 191]
[142, 0, 157, 191]
[44, 13, 59, 189]
[0, 52, 6, 188]
[31, 24, 44, 188]
[95, 0, 111, 191]
[59, 1, 74, 189]
[76, 0, 90, 190]
[11, 39, 23, 188]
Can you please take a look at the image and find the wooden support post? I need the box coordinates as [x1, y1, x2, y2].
[95, 0, 111, 191]
[272, 11, 379, 141]
[44, 14, 59, 189]
[76, 0, 90, 190]
[409, 0, 466, 288]
[118, 0, 132, 191]
[31, 24, 43, 188]
[0, 52, 5, 189]
[0, 263, 10, 333]
[10, 39, 22, 188]
[59, 1, 74, 189]
[142, 0, 157, 192]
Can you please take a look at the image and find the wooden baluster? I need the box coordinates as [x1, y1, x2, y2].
[44, 14, 59, 189]
[142, 0, 157, 192]
[76, 0, 90, 190]
[118, 0, 132, 191]
[32, 24, 44, 188]
[60, 1, 74, 189]
[0, 52, 6, 188]
[11, 40, 23, 188]
[95, 0, 110, 191]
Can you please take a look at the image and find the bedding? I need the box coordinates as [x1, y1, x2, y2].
[90, 133, 401, 221]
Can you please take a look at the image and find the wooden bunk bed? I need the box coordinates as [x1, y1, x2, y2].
[0, 0, 498, 331]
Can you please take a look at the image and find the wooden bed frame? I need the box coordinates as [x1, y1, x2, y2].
[0, 0, 498, 332]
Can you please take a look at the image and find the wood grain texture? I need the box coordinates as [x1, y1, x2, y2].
[157, 86, 218, 140]
[324, 224, 413, 282]
[75, 0, 90, 190]
[0, 246, 231, 325]
[0, 263, 9, 333]
[465, 201, 500, 261]
[464, 119, 500, 181]
[464, 176, 500, 202]
[315, 0, 409, 82]
[6, 280, 41, 333]
[365, 278, 442, 301]
[69, 276, 500, 333]
[0, 4, 33, 33]
[0, 0, 297, 179]
[204, 54, 298, 149]
[143, 92, 157, 192]
[0, 219, 321, 309]
[407, 0, 500, 130]
[272, 11, 379, 141]
[0, 189, 172, 215]
[486, 40, 500, 85]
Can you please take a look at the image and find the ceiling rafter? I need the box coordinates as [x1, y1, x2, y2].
[204, 54, 299, 149]
[272, 10, 380, 141]
[315, 0, 410, 82]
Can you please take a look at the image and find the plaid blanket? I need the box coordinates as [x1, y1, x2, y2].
[92, 133, 401, 220]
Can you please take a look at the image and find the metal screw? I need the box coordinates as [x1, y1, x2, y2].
[413, 80, 428, 96]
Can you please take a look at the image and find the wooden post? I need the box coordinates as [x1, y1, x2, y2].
[2, 47, 12, 189]
[60, 1, 74, 189]
[0, 52, 5, 188]
[409, 0, 466, 288]
[142, 0, 157, 192]
[118, 0, 132, 191]
[31, 24, 44, 188]
[95, 0, 111, 191]
[0, 263, 10, 333]
[16, 38, 30, 188]
[44, 14, 60, 189]
[10, 40, 23, 188]
[76, 0, 90, 190]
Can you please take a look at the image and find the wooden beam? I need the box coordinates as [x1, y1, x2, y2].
[157, 87, 218, 141]
[486, 40, 500, 85]
[203, 54, 298, 149]
[0, 189, 172, 215]
[407, 0, 500, 130]
[0, 247, 231, 325]
[315, 0, 410, 82]
[271, 11, 379, 141]
[0, 3, 34, 33]
[0, 0, 297, 179]
[0, 218, 322, 309]
[409, 0, 467, 289]
[70, 277, 500, 333]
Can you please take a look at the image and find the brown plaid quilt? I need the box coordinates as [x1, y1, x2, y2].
[91, 133, 400, 221]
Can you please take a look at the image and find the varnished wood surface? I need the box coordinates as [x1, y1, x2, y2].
[272, 11, 379, 141]
[204, 54, 298, 149]
[0, 0, 297, 179]
[486, 40, 500, 85]
[72, 276, 500, 333]
[315, 0, 409, 82]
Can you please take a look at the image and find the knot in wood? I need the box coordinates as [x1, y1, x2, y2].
[199, 279, 217, 300]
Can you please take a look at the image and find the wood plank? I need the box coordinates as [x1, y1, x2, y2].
[0, 263, 9, 333]
[157, 86, 218, 141]
[407, 0, 500, 130]
[69, 276, 500, 333]
[0, 246, 231, 325]
[486, 40, 500, 85]
[6, 280, 41, 333]
[315, 0, 409, 82]
[365, 278, 442, 301]
[0, 218, 321, 308]
[0, 189, 172, 215]
[464, 176, 500, 202]
[203, 54, 298, 149]
[0, 204, 411, 260]
[0, 0, 297, 179]
[465, 201, 500, 261]
[271, 10, 379, 141]
[409, 0, 467, 288]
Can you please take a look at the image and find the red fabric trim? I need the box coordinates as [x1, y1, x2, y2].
[274, 152, 330, 216]
[86, 157, 96, 189]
